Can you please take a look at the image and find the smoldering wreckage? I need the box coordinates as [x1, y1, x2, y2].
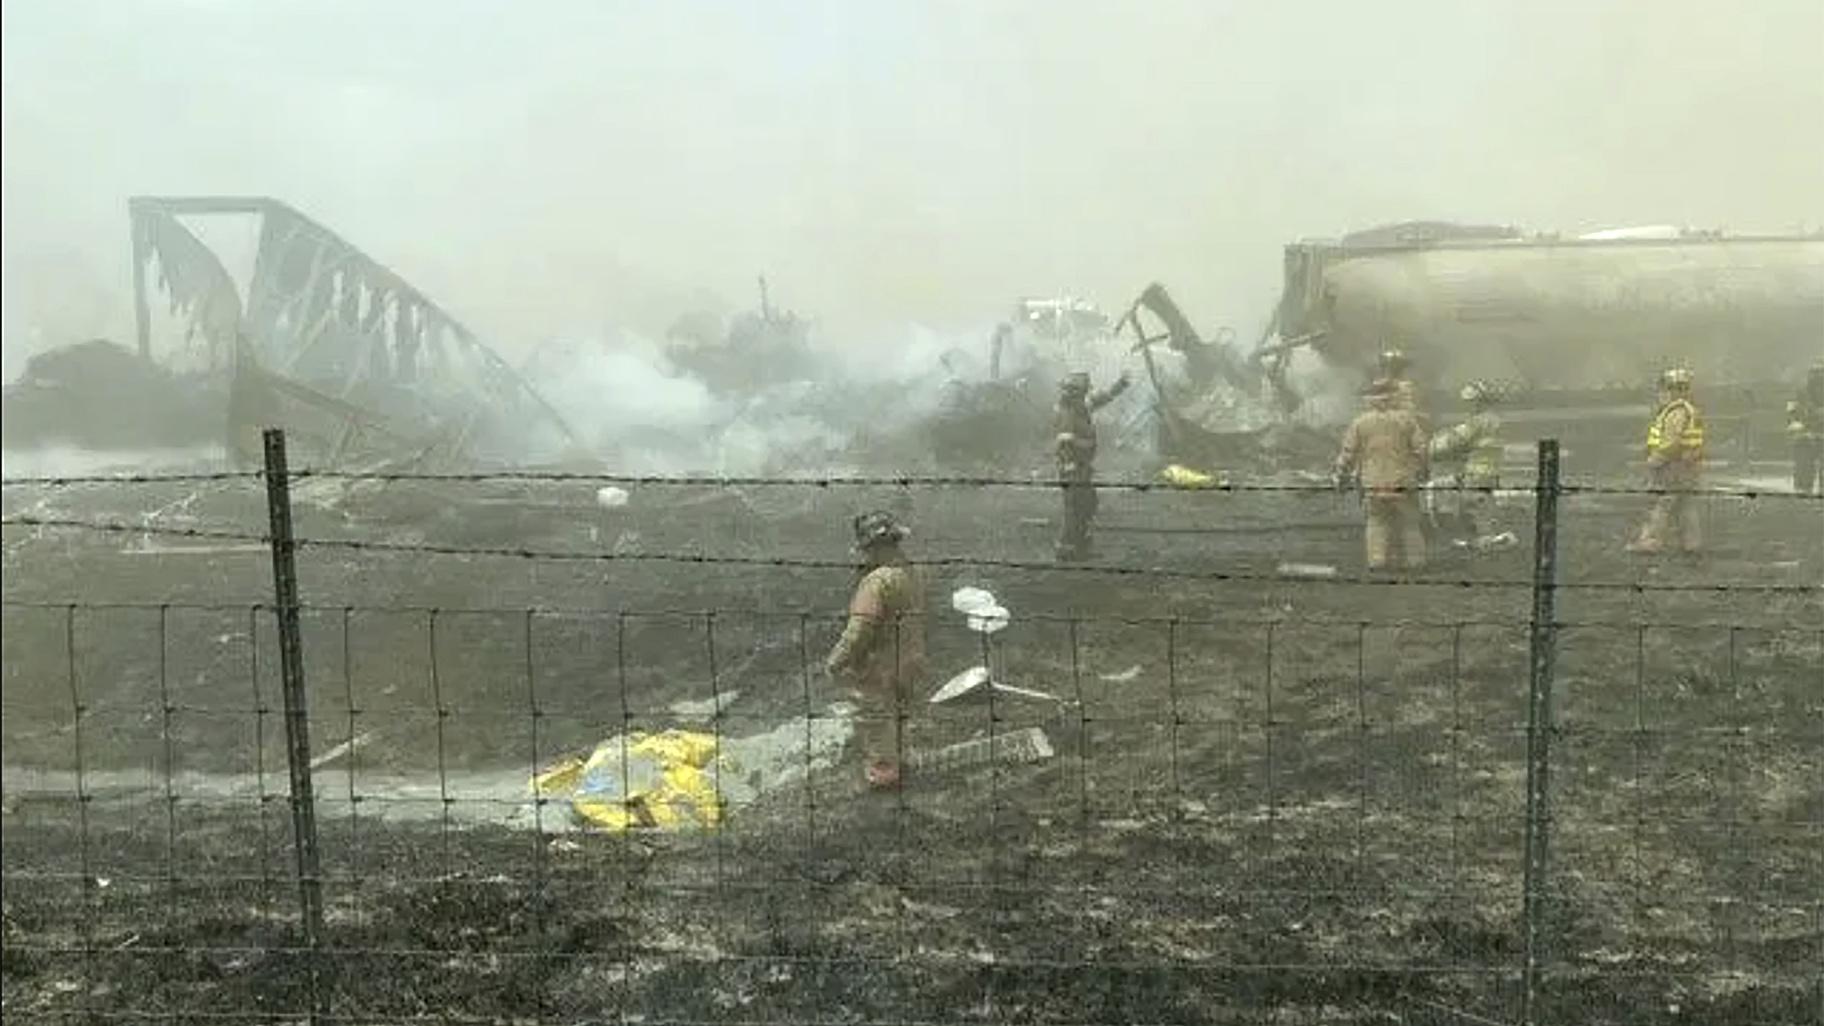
[5, 199, 1822, 579]
[4, 202, 1823, 692]
[12, 200, 1819, 478]
[4, 200, 1824, 1024]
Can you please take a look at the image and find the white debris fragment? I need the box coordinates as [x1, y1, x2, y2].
[931, 666, 992, 704]
[667, 691, 741, 721]
[1276, 562, 1337, 579]
[929, 666, 1063, 705]
[951, 587, 996, 614]
[595, 486, 630, 509]
[951, 586, 1011, 634]
[907, 725, 1054, 772]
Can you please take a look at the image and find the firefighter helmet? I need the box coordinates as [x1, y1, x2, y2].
[851, 510, 910, 551]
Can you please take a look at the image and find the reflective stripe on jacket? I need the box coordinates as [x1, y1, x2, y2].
[1646, 398, 1704, 460]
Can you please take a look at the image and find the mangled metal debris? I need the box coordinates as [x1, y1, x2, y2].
[127, 196, 581, 468]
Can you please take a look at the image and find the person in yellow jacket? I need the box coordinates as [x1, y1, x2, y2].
[1628, 367, 1705, 555]
[825, 511, 927, 790]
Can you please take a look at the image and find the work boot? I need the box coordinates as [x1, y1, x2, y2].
[865, 759, 902, 791]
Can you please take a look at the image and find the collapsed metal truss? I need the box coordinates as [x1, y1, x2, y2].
[130, 196, 578, 462]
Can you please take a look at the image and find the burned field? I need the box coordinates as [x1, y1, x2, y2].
[2, 474, 1821, 1024]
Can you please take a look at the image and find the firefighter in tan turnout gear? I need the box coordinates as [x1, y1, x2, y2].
[825, 511, 927, 790]
[1628, 367, 1706, 555]
[1335, 377, 1430, 571]
[1052, 370, 1131, 562]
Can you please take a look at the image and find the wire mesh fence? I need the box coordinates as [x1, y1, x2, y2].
[3, 610, 1818, 1024]
[2, 435, 1821, 1025]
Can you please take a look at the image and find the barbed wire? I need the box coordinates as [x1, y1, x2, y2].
[7, 596, 1819, 631]
[7, 513, 1821, 594]
[4, 468, 1822, 500]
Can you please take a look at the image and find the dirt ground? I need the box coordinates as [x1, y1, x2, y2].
[3, 470, 1820, 1024]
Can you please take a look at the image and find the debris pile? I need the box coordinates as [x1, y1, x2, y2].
[1, 339, 219, 450]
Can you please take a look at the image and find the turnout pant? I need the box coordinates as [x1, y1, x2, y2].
[1364, 492, 1426, 570]
[1633, 468, 1702, 553]
[849, 670, 911, 770]
[1057, 473, 1098, 558]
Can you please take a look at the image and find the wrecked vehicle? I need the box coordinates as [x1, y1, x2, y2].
[1264, 220, 1824, 464]
[925, 288, 1319, 476]
[924, 295, 1156, 475]
[1, 339, 221, 451]
[1109, 283, 1326, 471]
[662, 278, 817, 397]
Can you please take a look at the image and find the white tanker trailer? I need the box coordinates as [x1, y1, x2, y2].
[1267, 223, 1824, 466]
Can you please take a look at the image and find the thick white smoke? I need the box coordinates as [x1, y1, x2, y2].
[520, 320, 1001, 475]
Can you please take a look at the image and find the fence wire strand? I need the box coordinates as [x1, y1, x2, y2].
[6, 513, 1819, 595]
[6, 467, 1824, 501]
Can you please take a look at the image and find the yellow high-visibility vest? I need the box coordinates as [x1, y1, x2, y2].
[1646, 398, 1704, 458]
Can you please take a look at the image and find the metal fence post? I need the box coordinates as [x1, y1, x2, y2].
[262, 428, 325, 1015]
[1522, 438, 1562, 1025]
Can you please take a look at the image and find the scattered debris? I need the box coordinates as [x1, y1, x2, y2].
[951, 587, 1011, 634]
[1451, 530, 1520, 553]
[928, 666, 1064, 706]
[663, 277, 815, 397]
[125, 543, 267, 557]
[308, 730, 376, 771]
[1099, 664, 1143, 683]
[1277, 562, 1339, 579]
[667, 690, 740, 722]
[907, 726, 1054, 773]
[0, 339, 219, 450]
[595, 486, 631, 509]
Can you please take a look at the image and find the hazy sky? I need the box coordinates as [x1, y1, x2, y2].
[3, 0, 1821, 377]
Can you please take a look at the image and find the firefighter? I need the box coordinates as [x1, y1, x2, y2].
[1427, 380, 1504, 545]
[825, 511, 927, 790]
[1628, 367, 1705, 555]
[1053, 370, 1131, 562]
[1335, 377, 1430, 571]
[1787, 364, 1824, 495]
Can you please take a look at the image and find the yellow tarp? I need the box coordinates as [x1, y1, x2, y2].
[532, 730, 726, 832]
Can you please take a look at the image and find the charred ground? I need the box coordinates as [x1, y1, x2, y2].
[2, 472, 1821, 1024]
